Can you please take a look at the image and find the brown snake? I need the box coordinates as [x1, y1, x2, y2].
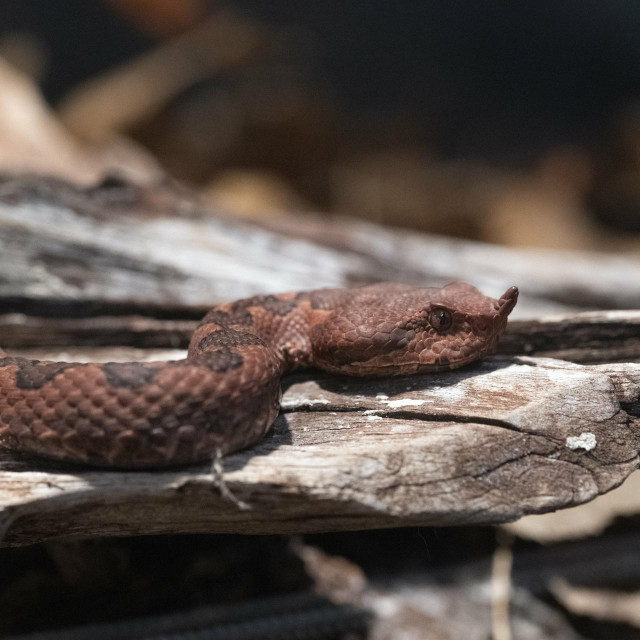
[0, 282, 517, 467]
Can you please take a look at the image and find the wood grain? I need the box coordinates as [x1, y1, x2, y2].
[1, 353, 638, 546]
[1, 174, 639, 318]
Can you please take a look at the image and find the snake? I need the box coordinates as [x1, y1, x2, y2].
[0, 282, 518, 467]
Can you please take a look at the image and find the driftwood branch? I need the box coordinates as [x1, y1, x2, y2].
[2, 310, 639, 364]
[1, 353, 638, 546]
[1, 174, 639, 318]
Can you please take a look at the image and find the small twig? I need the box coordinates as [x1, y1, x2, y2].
[491, 532, 514, 640]
[209, 448, 251, 511]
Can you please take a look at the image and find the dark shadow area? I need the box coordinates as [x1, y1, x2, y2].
[4, 520, 640, 638]
[220, 415, 293, 473]
[297, 357, 518, 399]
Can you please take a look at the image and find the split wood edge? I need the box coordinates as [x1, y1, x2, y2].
[0, 355, 638, 546]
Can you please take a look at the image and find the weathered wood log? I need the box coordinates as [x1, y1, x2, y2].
[2, 310, 638, 364]
[0, 313, 195, 349]
[1, 353, 638, 546]
[501, 310, 640, 363]
[1, 174, 639, 318]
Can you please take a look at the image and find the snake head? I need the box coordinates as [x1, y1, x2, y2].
[311, 282, 518, 376]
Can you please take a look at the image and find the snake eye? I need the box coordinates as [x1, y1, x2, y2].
[428, 308, 453, 332]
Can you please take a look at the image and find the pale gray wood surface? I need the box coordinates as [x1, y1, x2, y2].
[1, 175, 639, 318]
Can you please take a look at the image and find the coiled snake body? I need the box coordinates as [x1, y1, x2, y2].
[0, 282, 518, 467]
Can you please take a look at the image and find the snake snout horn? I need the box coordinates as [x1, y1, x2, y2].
[497, 286, 519, 316]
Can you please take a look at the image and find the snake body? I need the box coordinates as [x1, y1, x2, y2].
[0, 282, 517, 467]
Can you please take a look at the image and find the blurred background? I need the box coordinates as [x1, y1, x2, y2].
[0, 0, 639, 250]
[2, 4, 640, 639]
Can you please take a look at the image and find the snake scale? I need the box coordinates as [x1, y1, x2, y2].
[0, 282, 518, 467]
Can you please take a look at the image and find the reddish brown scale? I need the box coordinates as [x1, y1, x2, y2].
[0, 283, 517, 467]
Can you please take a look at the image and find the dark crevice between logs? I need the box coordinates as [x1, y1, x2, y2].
[0, 296, 207, 320]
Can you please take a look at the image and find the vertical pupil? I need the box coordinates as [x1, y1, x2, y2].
[429, 309, 451, 330]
